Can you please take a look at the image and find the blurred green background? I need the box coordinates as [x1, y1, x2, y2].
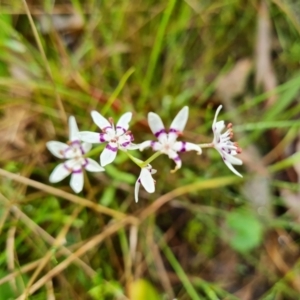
[1, 0, 300, 299]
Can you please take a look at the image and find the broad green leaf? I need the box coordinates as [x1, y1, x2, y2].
[99, 186, 116, 206]
[128, 279, 160, 300]
[225, 208, 263, 253]
[88, 280, 123, 299]
[105, 164, 136, 184]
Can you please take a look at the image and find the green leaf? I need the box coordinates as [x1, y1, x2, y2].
[128, 279, 160, 300]
[0, 270, 14, 299]
[105, 164, 136, 184]
[88, 280, 123, 299]
[99, 186, 116, 207]
[225, 208, 263, 253]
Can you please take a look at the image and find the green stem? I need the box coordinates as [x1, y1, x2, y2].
[102, 67, 135, 116]
[139, 0, 177, 107]
[199, 143, 213, 148]
[89, 67, 135, 132]
[85, 145, 161, 169]
[141, 151, 162, 167]
[124, 151, 144, 167]
[155, 228, 201, 300]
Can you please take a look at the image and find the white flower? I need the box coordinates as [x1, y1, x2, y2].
[212, 105, 243, 177]
[79, 111, 136, 166]
[47, 116, 104, 193]
[135, 164, 156, 203]
[139, 106, 201, 172]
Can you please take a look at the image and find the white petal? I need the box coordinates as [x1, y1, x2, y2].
[70, 172, 84, 193]
[81, 142, 92, 154]
[49, 163, 71, 183]
[46, 141, 69, 159]
[64, 158, 81, 170]
[116, 112, 132, 135]
[139, 141, 153, 151]
[223, 152, 243, 165]
[168, 107, 189, 143]
[85, 158, 105, 172]
[151, 169, 157, 174]
[185, 142, 202, 154]
[152, 142, 162, 151]
[63, 145, 78, 159]
[79, 131, 104, 144]
[100, 143, 118, 166]
[126, 143, 141, 150]
[148, 112, 167, 142]
[170, 106, 188, 133]
[173, 141, 202, 154]
[140, 168, 155, 193]
[214, 120, 225, 134]
[118, 134, 133, 149]
[148, 164, 157, 174]
[223, 160, 243, 177]
[212, 105, 223, 130]
[134, 180, 141, 203]
[91, 110, 111, 130]
[168, 149, 182, 171]
[69, 116, 79, 141]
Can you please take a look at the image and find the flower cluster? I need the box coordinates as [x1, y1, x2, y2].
[47, 105, 243, 202]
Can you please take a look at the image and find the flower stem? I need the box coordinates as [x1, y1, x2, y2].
[199, 143, 213, 148]
[102, 67, 135, 116]
[124, 151, 144, 167]
[142, 151, 162, 167]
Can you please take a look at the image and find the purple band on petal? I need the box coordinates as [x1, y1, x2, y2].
[179, 141, 186, 152]
[127, 133, 134, 141]
[116, 126, 126, 134]
[169, 128, 179, 134]
[174, 156, 181, 162]
[106, 144, 118, 152]
[102, 126, 112, 131]
[82, 158, 88, 168]
[79, 145, 85, 155]
[138, 178, 141, 183]
[72, 169, 83, 174]
[63, 148, 69, 158]
[154, 129, 166, 138]
[121, 141, 131, 147]
[99, 133, 106, 143]
[150, 141, 157, 149]
[70, 140, 81, 146]
[63, 163, 71, 172]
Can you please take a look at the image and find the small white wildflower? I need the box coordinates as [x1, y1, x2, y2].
[47, 116, 104, 193]
[139, 106, 201, 172]
[212, 105, 243, 177]
[134, 164, 156, 203]
[79, 111, 137, 166]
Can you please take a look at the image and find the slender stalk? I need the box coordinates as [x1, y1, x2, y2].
[155, 228, 201, 300]
[142, 151, 162, 167]
[0, 168, 137, 223]
[102, 67, 135, 116]
[125, 151, 144, 167]
[21, 0, 67, 126]
[124, 150, 163, 168]
[139, 0, 177, 107]
[199, 143, 213, 148]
